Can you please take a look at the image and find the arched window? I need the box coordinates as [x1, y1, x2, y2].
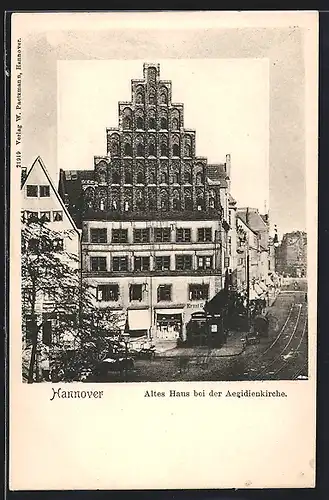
[111, 188, 120, 211]
[184, 189, 193, 211]
[124, 142, 132, 156]
[111, 141, 119, 157]
[148, 189, 157, 210]
[184, 168, 192, 184]
[136, 90, 144, 104]
[137, 169, 145, 184]
[160, 117, 168, 129]
[149, 117, 156, 129]
[160, 190, 169, 211]
[196, 171, 204, 185]
[137, 143, 144, 157]
[172, 118, 179, 130]
[148, 88, 156, 105]
[173, 143, 180, 157]
[84, 187, 94, 209]
[136, 116, 144, 129]
[123, 116, 132, 130]
[112, 170, 120, 184]
[160, 172, 168, 184]
[123, 190, 133, 212]
[184, 136, 192, 157]
[149, 171, 156, 184]
[149, 142, 156, 156]
[196, 189, 205, 211]
[122, 108, 132, 130]
[124, 169, 133, 185]
[172, 171, 180, 184]
[160, 141, 168, 157]
[172, 190, 181, 211]
[160, 89, 168, 104]
[136, 189, 145, 211]
[209, 189, 217, 209]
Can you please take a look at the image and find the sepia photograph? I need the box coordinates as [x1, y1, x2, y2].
[10, 11, 317, 490]
[21, 57, 308, 384]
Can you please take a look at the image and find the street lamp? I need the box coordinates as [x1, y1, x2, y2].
[122, 331, 130, 382]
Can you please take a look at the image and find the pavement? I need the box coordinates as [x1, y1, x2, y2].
[153, 329, 246, 358]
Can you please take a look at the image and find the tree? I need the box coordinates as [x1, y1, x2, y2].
[21, 215, 123, 383]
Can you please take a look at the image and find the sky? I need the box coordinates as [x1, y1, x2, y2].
[20, 22, 308, 237]
[57, 59, 269, 214]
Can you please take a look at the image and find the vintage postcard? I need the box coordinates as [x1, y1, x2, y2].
[9, 11, 318, 490]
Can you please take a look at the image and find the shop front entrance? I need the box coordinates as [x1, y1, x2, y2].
[156, 313, 182, 340]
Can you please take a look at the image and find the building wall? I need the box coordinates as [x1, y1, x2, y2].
[82, 218, 222, 340]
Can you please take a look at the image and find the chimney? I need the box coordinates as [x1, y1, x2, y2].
[225, 154, 231, 179]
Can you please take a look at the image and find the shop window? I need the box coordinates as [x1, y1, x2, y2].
[112, 256, 128, 272]
[176, 228, 191, 243]
[112, 229, 128, 243]
[26, 185, 38, 197]
[175, 255, 192, 271]
[157, 284, 172, 302]
[90, 228, 107, 243]
[40, 185, 50, 197]
[189, 284, 209, 301]
[134, 256, 150, 271]
[155, 256, 170, 271]
[97, 284, 119, 302]
[198, 228, 212, 242]
[154, 227, 171, 242]
[133, 228, 150, 243]
[129, 284, 144, 301]
[90, 256, 107, 271]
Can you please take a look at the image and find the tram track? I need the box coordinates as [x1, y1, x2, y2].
[253, 304, 303, 380]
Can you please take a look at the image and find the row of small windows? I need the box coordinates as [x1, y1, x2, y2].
[98, 169, 203, 185]
[113, 142, 191, 158]
[134, 88, 169, 106]
[85, 189, 217, 213]
[122, 116, 179, 131]
[26, 185, 50, 198]
[109, 136, 193, 158]
[89, 227, 213, 244]
[97, 283, 209, 303]
[90, 254, 214, 273]
[21, 210, 63, 223]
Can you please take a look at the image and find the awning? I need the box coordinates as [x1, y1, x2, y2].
[155, 308, 184, 316]
[128, 309, 151, 331]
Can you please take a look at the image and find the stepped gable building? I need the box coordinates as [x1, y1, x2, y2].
[59, 62, 231, 342]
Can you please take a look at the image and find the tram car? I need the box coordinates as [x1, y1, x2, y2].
[185, 311, 227, 348]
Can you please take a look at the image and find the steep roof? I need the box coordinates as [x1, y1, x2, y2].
[22, 156, 80, 235]
[206, 164, 229, 188]
[58, 169, 95, 229]
[236, 208, 269, 233]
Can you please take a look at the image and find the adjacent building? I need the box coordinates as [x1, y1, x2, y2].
[275, 231, 307, 277]
[21, 156, 81, 350]
[59, 63, 231, 342]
